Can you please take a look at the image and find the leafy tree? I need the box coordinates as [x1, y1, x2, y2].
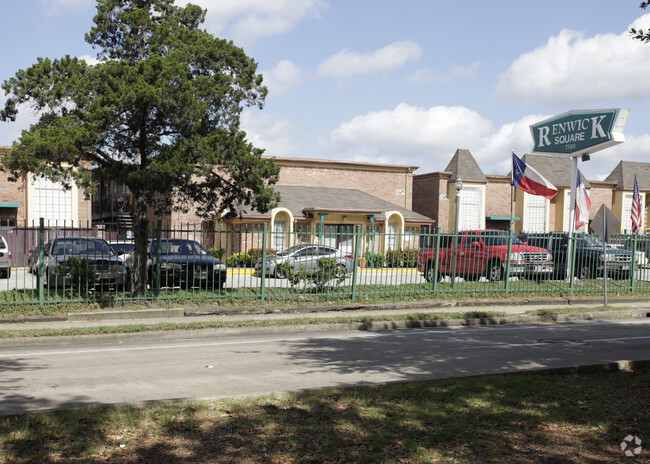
[0, 0, 280, 295]
[630, 1, 650, 42]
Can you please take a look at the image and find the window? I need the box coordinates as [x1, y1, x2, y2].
[622, 194, 631, 232]
[31, 175, 74, 225]
[457, 187, 482, 231]
[273, 220, 287, 250]
[524, 193, 547, 233]
[386, 222, 397, 250]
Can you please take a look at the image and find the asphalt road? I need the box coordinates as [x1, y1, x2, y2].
[1, 320, 648, 415]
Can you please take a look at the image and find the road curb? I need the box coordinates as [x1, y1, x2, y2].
[0, 308, 647, 348]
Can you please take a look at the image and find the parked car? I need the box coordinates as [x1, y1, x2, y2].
[417, 230, 554, 282]
[518, 232, 634, 279]
[0, 236, 11, 278]
[255, 244, 354, 278]
[38, 236, 128, 289]
[149, 238, 227, 290]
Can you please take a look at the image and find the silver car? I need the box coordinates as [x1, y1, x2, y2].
[255, 244, 353, 278]
[0, 236, 10, 279]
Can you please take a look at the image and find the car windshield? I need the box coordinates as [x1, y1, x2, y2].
[479, 232, 523, 246]
[111, 243, 135, 255]
[154, 239, 207, 255]
[51, 238, 115, 256]
[577, 234, 603, 248]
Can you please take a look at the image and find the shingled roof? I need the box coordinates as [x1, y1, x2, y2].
[444, 149, 486, 183]
[521, 154, 591, 188]
[604, 161, 650, 190]
[241, 185, 433, 223]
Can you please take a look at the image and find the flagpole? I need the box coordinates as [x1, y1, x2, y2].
[510, 151, 514, 232]
[510, 184, 514, 232]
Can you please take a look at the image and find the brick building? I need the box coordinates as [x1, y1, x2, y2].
[412, 148, 647, 235]
[213, 157, 433, 256]
[0, 146, 92, 227]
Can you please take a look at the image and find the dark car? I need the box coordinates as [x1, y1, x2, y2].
[254, 244, 353, 278]
[149, 238, 227, 290]
[38, 236, 128, 289]
[519, 232, 633, 279]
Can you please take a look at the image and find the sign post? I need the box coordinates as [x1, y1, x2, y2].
[530, 109, 630, 280]
[591, 205, 620, 306]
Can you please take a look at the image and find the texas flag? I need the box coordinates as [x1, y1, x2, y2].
[575, 170, 591, 231]
[511, 152, 558, 200]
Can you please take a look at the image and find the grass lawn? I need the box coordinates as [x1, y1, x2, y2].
[1, 367, 648, 463]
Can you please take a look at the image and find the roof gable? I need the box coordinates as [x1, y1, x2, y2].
[604, 161, 650, 190]
[444, 149, 486, 183]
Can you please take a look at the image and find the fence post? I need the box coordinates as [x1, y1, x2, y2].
[38, 217, 45, 309]
[630, 233, 638, 293]
[432, 227, 441, 293]
[154, 219, 162, 298]
[504, 233, 512, 293]
[261, 223, 267, 304]
[568, 233, 577, 295]
[351, 225, 361, 302]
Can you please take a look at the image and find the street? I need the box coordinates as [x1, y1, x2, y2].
[1, 319, 648, 415]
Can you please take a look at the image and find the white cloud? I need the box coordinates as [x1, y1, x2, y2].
[0, 95, 40, 146]
[240, 110, 300, 157]
[317, 40, 422, 80]
[324, 106, 637, 179]
[261, 60, 302, 97]
[77, 54, 102, 66]
[495, 14, 650, 104]
[406, 62, 480, 84]
[180, 0, 328, 45]
[327, 103, 492, 170]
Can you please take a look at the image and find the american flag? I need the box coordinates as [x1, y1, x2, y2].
[631, 175, 642, 234]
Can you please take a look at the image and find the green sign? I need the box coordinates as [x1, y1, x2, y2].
[530, 109, 629, 156]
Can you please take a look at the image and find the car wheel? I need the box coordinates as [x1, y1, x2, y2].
[424, 261, 437, 283]
[576, 264, 591, 280]
[486, 261, 503, 282]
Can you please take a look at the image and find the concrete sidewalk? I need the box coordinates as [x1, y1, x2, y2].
[1, 296, 649, 334]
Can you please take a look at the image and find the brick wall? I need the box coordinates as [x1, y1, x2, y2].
[485, 177, 513, 217]
[0, 170, 25, 223]
[274, 158, 416, 210]
[413, 172, 449, 229]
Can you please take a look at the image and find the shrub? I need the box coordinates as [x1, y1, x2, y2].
[384, 250, 402, 268]
[247, 248, 275, 266]
[227, 252, 251, 268]
[363, 251, 385, 268]
[55, 257, 95, 293]
[383, 249, 419, 268]
[296, 257, 347, 292]
[208, 247, 226, 260]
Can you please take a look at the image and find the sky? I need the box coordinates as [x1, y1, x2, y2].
[1, 0, 650, 181]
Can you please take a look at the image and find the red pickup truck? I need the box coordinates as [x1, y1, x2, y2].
[418, 230, 554, 282]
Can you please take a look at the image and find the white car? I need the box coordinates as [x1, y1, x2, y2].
[255, 244, 353, 278]
[0, 236, 11, 278]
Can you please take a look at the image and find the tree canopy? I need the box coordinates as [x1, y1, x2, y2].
[1, 0, 280, 293]
[630, 1, 650, 42]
